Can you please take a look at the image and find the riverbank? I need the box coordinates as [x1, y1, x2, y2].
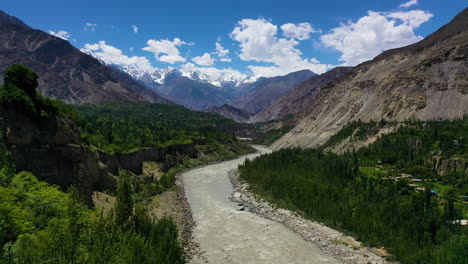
[229, 170, 391, 264]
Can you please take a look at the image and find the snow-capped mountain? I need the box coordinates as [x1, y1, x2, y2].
[117, 65, 258, 89]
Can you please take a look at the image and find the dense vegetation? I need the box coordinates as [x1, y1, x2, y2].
[0, 65, 185, 263]
[75, 102, 250, 154]
[239, 118, 468, 263]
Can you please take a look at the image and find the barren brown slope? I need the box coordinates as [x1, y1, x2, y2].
[0, 10, 170, 104]
[251, 67, 351, 122]
[272, 8, 468, 149]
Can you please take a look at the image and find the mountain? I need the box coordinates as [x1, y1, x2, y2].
[251, 67, 352, 122]
[0, 10, 170, 104]
[205, 104, 253, 123]
[231, 70, 316, 115]
[272, 8, 468, 149]
[153, 75, 234, 110]
[114, 65, 260, 110]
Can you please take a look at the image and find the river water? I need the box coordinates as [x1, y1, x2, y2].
[183, 146, 339, 264]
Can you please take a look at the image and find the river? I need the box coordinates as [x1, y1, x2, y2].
[183, 146, 339, 264]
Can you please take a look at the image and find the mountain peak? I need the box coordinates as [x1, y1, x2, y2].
[0, 10, 29, 28]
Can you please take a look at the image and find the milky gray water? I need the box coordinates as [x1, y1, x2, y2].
[183, 146, 339, 264]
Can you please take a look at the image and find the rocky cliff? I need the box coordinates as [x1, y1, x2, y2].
[0, 103, 113, 204]
[273, 8, 468, 149]
[0, 10, 170, 105]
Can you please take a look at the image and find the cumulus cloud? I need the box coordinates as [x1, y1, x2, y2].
[142, 38, 189, 64]
[213, 42, 231, 62]
[84, 22, 97, 32]
[320, 10, 433, 66]
[48, 30, 71, 40]
[192, 53, 215, 66]
[132, 25, 139, 33]
[281, 22, 319, 40]
[81, 41, 154, 71]
[399, 0, 418, 8]
[230, 18, 331, 77]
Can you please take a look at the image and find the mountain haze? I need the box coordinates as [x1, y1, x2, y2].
[232, 70, 316, 115]
[205, 104, 253, 123]
[252, 67, 351, 122]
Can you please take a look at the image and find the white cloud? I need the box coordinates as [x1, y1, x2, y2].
[320, 10, 433, 66]
[84, 22, 97, 32]
[81, 41, 155, 71]
[129, 47, 134, 51]
[213, 42, 231, 62]
[48, 30, 71, 40]
[386, 10, 433, 27]
[142, 38, 189, 64]
[192, 53, 215, 66]
[399, 0, 418, 8]
[280, 22, 319, 40]
[132, 25, 138, 33]
[230, 18, 331, 77]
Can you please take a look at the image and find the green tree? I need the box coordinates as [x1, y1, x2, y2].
[3, 65, 38, 101]
[115, 171, 133, 227]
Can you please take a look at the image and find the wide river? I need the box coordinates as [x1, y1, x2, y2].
[183, 146, 339, 264]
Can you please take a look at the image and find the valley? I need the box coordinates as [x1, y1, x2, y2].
[0, 4, 467, 264]
[183, 146, 339, 264]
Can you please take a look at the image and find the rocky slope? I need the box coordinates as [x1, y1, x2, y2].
[205, 104, 253, 123]
[251, 67, 351, 122]
[232, 70, 316, 115]
[0, 10, 169, 104]
[273, 8, 468, 149]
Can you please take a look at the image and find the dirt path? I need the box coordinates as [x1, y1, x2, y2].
[183, 146, 340, 264]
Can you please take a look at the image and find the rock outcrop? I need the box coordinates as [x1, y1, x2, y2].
[0, 104, 113, 204]
[273, 8, 468, 149]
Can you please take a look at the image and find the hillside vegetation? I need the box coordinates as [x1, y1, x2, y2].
[0, 65, 185, 263]
[239, 118, 468, 263]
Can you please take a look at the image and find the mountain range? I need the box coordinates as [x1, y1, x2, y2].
[0, 10, 169, 105]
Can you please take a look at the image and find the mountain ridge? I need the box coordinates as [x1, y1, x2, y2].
[272, 8, 468, 149]
[0, 10, 170, 105]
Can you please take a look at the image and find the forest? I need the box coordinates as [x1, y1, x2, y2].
[239, 118, 468, 264]
[74, 102, 253, 154]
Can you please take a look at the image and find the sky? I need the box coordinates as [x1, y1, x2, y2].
[2, 0, 466, 78]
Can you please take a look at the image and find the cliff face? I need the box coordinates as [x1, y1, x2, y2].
[0, 10, 170, 105]
[0, 105, 113, 204]
[273, 9, 468, 149]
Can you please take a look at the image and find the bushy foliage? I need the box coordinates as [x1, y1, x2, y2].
[0, 171, 184, 264]
[0, 65, 80, 121]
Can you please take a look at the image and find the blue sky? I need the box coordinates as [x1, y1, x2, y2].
[2, 0, 466, 78]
